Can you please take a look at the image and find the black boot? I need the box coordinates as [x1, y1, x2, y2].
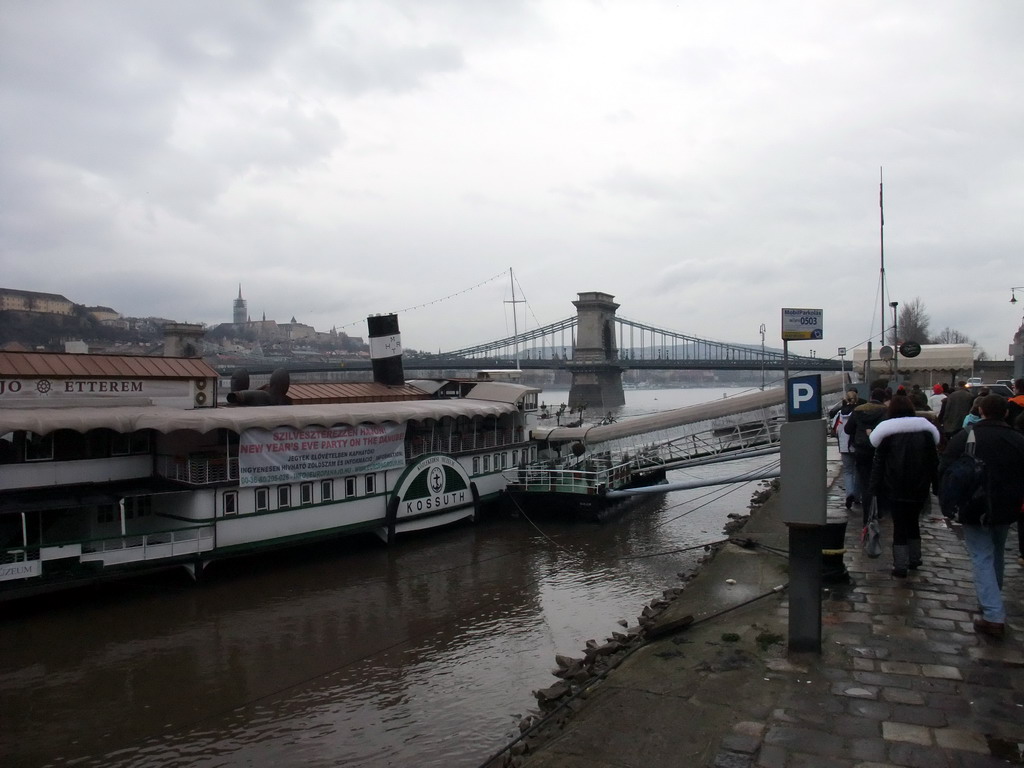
[892, 544, 909, 578]
[908, 539, 922, 570]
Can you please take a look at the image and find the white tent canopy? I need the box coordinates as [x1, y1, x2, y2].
[851, 344, 974, 374]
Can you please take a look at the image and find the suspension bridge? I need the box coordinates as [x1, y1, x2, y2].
[223, 291, 840, 409]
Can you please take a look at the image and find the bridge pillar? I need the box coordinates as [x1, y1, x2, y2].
[568, 292, 625, 410]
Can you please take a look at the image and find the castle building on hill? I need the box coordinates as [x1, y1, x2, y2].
[233, 285, 248, 325]
[0, 287, 74, 316]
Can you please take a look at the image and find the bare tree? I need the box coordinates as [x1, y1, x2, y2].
[888, 297, 931, 344]
[933, 326, 987, 360]
[933, 326, 972, 344]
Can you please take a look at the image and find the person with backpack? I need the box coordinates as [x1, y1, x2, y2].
[830, 388, 864, 509]
[868, 394, 940, 577]
[844, 388, 888, 525]
[939, 394, 1024, 639]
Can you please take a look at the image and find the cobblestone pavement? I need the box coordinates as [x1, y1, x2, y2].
[734, 501, 1024, 768]
[509, 479, 1024, 768]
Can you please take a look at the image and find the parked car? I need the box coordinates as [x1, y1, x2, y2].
[966, 383, 1013, 397]
[967, 377, 983, 386]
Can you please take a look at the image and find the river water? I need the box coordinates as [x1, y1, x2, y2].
[0, 386, 785, 768]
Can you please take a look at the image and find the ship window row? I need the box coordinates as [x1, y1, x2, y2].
[1, 429, 151, 464]
[471, 447, 535, 475]
[222, 475, 376, 516]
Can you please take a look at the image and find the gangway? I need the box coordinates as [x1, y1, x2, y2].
[505, 374, 847, 517]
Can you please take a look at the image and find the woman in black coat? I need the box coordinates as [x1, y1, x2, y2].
[869, 394, 940, 577]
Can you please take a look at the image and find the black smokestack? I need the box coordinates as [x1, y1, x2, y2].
[367, 313, 405, 386]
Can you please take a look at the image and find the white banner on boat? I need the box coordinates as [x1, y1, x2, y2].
[238, 423, 407, 486]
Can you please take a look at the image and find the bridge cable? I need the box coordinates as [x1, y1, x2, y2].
[331, 269, 509, 331]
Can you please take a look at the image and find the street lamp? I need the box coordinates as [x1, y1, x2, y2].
[1011, 287, 1024, 304]
[890, 301, 899, 382]
[759, 323, 766, 390]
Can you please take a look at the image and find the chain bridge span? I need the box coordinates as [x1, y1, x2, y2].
[225, 292, 839, 410]
[423, 292, 838, 407]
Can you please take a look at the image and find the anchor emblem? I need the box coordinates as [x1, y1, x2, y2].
[428, 467, 445, 494]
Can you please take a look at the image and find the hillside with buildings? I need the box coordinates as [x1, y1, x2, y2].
[0, 286, 367, 364]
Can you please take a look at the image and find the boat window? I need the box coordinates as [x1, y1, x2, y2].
[111, 432, 132, 456]
[130, 430, 150, 454]
[223, 491, 238, 516]
[24, 431, 53, 462]
[472, 457, 480, 475]
[255, 487, 270, 512]
[277, 485, 291, 508]
[482, 455, 490, 472]
[97, 504, 116, 524]
[512, 450, 519, 466]
[124, 496, 151, 519]
[493, 453, 500, 470]
[300, 482, 313, 506]
[365, 474, 375, 494]
[320, 480, 333, 502]
[0, 432, 14, 465]
[345, 477, 357, 498]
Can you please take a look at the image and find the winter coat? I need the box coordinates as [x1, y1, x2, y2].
[829, 399, 862, 454]
[939, 419, 1024, 526]
[844, 400, 887, 460]
[868, 416, 940, 503]
[941, 387, 976, 434]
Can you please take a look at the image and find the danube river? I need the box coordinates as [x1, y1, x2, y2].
[0, 386, 785, 768]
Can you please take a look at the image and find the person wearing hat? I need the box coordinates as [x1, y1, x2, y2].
[927, 383, 946, 412]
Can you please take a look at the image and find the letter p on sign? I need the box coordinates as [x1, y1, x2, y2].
[787, 375, 822, 421]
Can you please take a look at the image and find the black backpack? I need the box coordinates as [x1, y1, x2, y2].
[939, 430, 991, 525]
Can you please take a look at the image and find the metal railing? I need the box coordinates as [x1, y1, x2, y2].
[80, 526, 215, 564]
[508, 408, 786, 495]
[157, 455, 239, 485]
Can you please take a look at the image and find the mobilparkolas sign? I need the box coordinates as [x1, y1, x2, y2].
[391, 454, 472, 521]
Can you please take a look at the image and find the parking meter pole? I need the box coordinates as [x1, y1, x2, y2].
[782, 382, 826, 655]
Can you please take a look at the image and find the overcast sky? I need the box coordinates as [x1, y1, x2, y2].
[2, 1, 1022, 360]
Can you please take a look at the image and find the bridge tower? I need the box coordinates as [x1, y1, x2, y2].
[568, 291, 625, 409]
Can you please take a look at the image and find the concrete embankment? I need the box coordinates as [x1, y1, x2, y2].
[485, 465, 1024, 768]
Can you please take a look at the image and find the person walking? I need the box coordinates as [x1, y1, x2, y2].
[939, 394, 1024, 638]
[1010, 379, 1024, 567]
[869, 394, 940, 577]
[830, 388, 864, 509]
[909, 384, 929, 410]
[927, 383, 947, 413]
[845, 388, 888, 525]
[940, 380, 976, 443]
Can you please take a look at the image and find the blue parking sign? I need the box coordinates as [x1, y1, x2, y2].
[787, 374, 822, 421]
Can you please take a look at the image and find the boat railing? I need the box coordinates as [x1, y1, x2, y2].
[0, 548, 32, 566]
[157, 454, 239, 485]
[80, 526, 215, 565]
[511, 409, 784, 494]
[406, 429, 522, 458]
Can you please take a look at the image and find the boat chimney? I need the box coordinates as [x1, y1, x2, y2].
[367, 313, 405, 386]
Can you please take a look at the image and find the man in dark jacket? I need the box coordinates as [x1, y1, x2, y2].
[939, 380, 976, 442]
[845, 388, 888, 524]
[939, 394, 1024, 639]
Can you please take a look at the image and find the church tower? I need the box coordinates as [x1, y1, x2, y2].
[233, 285, 248, 325]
